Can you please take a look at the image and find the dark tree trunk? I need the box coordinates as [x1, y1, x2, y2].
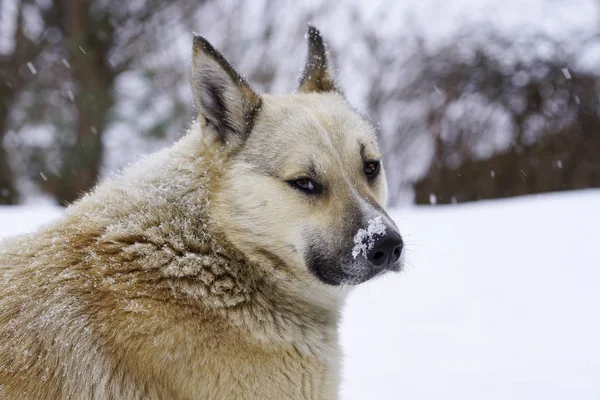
[0, 106, 19, 205]
[51, 0, 115, 205]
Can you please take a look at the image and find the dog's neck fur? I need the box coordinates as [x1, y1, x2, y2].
[46, 122, 344, 349]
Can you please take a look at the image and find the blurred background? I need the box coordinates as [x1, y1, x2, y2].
[1, 0, 599, 206]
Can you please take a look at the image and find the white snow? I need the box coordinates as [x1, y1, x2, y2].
[1, 190, 599, 399]
[352, 216, 387, 259]
[0, 205, 61, 239]
[341, 190, 600, 399]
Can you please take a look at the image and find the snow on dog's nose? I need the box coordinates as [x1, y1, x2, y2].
[351, 216, 403, 270]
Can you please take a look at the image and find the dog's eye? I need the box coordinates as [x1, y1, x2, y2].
[364, 160, 380, 179]
[288, 177, 323, 195]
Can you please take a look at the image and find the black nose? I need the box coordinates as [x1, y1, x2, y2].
[367, 231, 403, 268]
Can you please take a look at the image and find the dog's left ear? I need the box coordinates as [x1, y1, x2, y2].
[298, 26, 338, 93]
[192, 35, 262, 144]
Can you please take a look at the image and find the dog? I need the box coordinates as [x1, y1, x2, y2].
[0, 26, 403, 399]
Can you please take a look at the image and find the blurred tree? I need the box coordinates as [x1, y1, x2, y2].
[1, 0, 198, 205]
[408, 32, 600, 203]
[0, 1, 46, 204]
[2, 1, 599, 206]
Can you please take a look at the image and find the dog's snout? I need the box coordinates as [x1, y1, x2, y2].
[367, 231, 403, 268]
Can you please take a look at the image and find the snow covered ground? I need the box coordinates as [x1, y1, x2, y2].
[342, 190, 600, 400]
[0, 205, 62, 239]
[1, 190, 599, 399]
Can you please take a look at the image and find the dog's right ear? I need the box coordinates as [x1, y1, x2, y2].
[192, 34, 262, 145]
[298, 26, 338, 93]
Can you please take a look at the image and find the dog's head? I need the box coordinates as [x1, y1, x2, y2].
[194, 27, 403, 286]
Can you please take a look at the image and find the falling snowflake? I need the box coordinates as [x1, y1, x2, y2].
[26, 62, 37, 75]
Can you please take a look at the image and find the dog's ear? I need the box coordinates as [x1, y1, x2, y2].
[298, 26, 338, 93]
[192, 34, 262, 144]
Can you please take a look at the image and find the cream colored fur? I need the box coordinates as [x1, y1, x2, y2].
[0, 29, 394, 400]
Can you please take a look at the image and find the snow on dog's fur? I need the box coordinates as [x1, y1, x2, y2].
[0, 27, 403, 399]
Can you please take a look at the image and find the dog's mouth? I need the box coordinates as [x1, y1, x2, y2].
[343, 259, 403, 285]
[306, 255, 402, 286]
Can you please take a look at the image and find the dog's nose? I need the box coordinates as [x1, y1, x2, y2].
[367, 231, 403, 268]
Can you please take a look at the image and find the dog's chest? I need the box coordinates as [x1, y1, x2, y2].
[150, 325, 340, 400]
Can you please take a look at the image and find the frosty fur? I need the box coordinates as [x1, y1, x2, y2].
[0, 27, 399, 399]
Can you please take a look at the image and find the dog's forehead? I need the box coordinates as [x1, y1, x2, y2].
[249, 93, 379, 157]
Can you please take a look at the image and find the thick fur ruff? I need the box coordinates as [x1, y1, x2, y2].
[0, 128, 342, 399]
